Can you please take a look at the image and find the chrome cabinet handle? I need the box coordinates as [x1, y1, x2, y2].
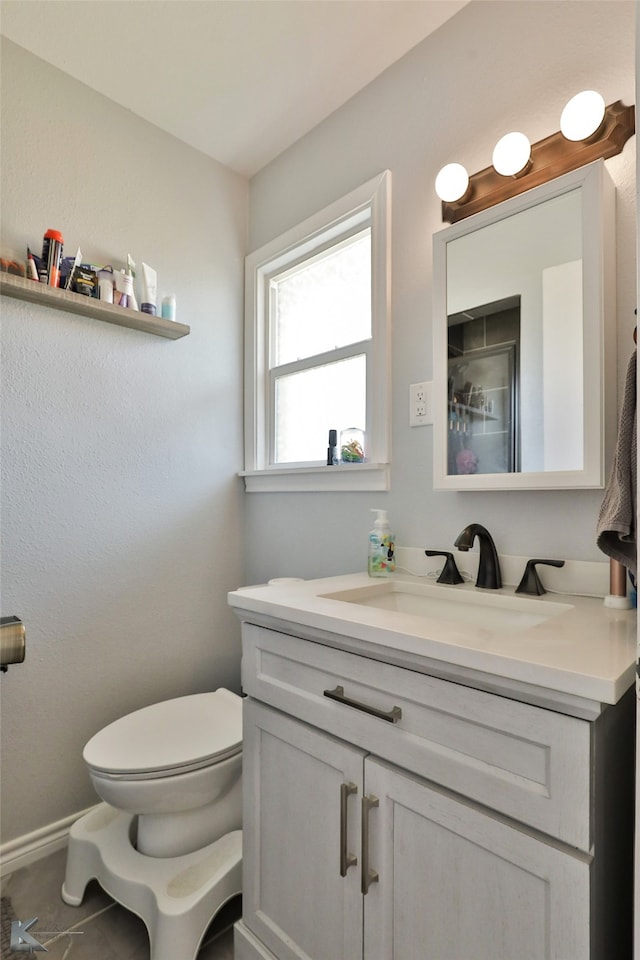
[340, 782, 358, 877]
[361, 794, 379, 895]
[323, 685, 402, 724]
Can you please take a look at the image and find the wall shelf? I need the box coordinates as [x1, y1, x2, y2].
[0, 273, 190, 340]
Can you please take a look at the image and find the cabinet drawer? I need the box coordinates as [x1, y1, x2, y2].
[241, 622, 591, 851]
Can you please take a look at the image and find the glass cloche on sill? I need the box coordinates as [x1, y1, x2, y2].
[339, 427, 365, 463]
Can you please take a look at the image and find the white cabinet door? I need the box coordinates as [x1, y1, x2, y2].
[364, 757, 591, 960]
[243, 699, 365, 960]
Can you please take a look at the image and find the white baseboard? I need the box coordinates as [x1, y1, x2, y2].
[0, 805, 99, 878]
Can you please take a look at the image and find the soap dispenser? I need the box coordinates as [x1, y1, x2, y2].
[368, 509, 396, 578]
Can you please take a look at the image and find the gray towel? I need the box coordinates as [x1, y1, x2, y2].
[596, 350, 637, 578]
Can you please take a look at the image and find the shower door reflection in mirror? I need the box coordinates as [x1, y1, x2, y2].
[447, 297, 519, 476]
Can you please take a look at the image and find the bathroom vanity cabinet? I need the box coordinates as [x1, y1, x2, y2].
[232, 615, 634, 960]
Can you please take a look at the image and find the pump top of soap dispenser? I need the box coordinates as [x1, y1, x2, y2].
[371, 508, 389, 528]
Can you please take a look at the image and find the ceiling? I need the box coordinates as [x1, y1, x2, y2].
[0, 0, 469, 177]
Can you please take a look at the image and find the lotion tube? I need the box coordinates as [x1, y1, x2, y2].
[114, 270, 132, 308]
[126, 254, 139, 310]
[141, 262, 157, 315]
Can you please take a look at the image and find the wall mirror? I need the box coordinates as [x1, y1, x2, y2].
[432, 160, 616, 491]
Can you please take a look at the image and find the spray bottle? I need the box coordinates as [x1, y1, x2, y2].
[368, 508, 396, 578]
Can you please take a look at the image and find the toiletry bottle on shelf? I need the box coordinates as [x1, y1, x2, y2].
[41, 229, 63, 287]
[126, 254, 139, 311]
[161, 294, 176, 321]
[368, 508, 396, 578]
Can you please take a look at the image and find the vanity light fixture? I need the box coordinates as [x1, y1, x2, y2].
[438, 95, 634, 223]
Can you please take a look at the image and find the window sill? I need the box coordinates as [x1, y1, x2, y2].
[240, 463, 390, 493]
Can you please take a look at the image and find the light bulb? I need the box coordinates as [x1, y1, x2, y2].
[435, 163, 469, 203]
[560, 90, 605, 141]
[492, 132, 531, 177]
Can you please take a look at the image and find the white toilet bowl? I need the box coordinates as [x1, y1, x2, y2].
[83, 688, 243, 857]
[62, 688, 243, 960]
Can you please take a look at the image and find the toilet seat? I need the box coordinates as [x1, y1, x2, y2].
[83, 689, 242, 781]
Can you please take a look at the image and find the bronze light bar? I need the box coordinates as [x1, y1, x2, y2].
[441, 100, 635, 224]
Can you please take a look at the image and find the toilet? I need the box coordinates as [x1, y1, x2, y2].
[62, 688, 243, 960]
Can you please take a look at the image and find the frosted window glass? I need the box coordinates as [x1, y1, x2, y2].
[272, 231, 371, 366]
[274, 355, 366, 463]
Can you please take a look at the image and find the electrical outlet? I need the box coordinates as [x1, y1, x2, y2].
[410, 381, 433, 426]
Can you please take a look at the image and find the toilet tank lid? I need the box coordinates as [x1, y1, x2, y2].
[83, 688, 242, 776]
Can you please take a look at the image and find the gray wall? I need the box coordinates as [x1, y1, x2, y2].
[0, 39, 247, 843]
[245, 0, 637, 586]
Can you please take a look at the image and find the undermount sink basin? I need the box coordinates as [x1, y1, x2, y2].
[321, 580, 573, 632]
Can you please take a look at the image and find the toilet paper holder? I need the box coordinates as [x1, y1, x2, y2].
[1, 616, 26, 672]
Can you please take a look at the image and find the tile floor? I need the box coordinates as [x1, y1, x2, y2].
[0, 847, 240, 958]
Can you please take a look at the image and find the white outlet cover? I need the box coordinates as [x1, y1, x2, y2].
[410, 381, 433, 426]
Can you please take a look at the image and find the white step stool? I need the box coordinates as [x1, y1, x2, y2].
[62, 803, 242, 960]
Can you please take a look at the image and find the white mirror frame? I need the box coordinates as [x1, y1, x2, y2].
[433, 160, 616, 492]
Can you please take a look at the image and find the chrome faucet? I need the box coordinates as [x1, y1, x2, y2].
[454, 523, 502, 590]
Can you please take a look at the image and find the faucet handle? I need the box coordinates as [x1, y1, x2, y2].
[425, 550, 464, 585]
[515, 558, 565, 596]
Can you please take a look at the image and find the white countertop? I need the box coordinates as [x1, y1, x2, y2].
[228, 572, 637, 707]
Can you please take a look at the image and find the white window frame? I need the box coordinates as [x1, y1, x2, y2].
[241, 171, 391, 493]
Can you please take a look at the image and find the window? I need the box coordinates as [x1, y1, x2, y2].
[243, 171, 391, 492]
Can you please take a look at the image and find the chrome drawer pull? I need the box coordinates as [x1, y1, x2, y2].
[323, 685, 402, 723]
[361, 794, 379, 895]
[340, 782, 358, 877]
